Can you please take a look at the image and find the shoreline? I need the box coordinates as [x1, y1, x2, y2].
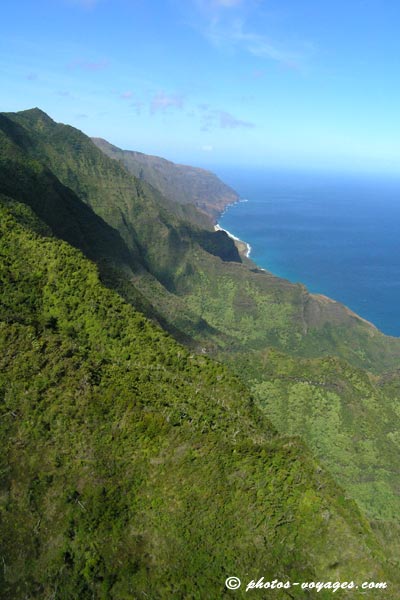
[215, 197, 251, 259]
[214, 223, 252, 259]
[214, 190, 392, 337]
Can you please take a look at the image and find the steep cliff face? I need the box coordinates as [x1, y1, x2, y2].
[92, 136, 239, 221]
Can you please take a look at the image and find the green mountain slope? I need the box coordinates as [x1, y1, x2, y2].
[0, 109, 242, 343]
[92, 136, 239, 221]
[245, 351, 400, 521]
[3, 108, 400, 374]
[88, 133, 400, 528]
[0, 109, 239, 272]
[2, 108, 400, 568]
[1, 198, 397, 598]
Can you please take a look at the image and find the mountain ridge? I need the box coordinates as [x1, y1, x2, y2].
[1, 194, 398, 598]
[2, 108, 400, 589]
[4, 110, 400, 372]
[92, 135, 240, 221]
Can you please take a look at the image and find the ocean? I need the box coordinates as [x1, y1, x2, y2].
[217, 168, 400, 337]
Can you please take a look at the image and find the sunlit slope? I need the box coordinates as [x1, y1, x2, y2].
[2, 108, 400, 560]
[3, 108, 400, 373]
[1, 199, 397, 598]
[92, 135, 239, 221]
[0, 109, 241, 278]
[226, 350, 400, 523]
[0, 109, 241, 343]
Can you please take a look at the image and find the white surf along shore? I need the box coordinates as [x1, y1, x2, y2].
[214, 198, 252, 259]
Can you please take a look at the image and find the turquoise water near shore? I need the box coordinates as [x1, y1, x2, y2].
[217, 168, 400, 337]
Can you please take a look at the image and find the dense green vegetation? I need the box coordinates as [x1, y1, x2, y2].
[3, 109, 400, 371]
[92, 136, 239, 222]
[2, 108, 400, 597]
[246, 351, 400, 520]
[2, 199, 397, 598]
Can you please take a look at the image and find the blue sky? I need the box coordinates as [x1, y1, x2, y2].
[2, 0, 400, 172]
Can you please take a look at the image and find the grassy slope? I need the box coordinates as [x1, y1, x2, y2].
[1, 199, 397, 598]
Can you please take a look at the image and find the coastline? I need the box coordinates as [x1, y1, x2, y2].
[214, 198, 251, 259]
[216, 212, 380, 334]
[216, 189, 389, 336]
[214, 223, 252, 259]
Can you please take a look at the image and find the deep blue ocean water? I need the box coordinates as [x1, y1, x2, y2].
[217, 168, 400, 337]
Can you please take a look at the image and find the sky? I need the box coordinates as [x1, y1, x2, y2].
[2, 0, 400, 173]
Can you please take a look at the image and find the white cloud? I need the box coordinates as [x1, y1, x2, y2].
[217, 109, 254, 129]
[69, 58, 109, 71]
[131, 100, 144, 115]
[150, 92, 184, 114]
[196, 0, 244, 12]
[66, 0, 100, 8]
[206, 19, 300, 68]
[201, 144, 214, 151]
[214, 0, 243, 6]
[199, 105, 254, 130]
[190, 0, 306, 70]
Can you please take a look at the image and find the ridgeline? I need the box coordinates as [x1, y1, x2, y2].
[1, 108, 400, 598]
